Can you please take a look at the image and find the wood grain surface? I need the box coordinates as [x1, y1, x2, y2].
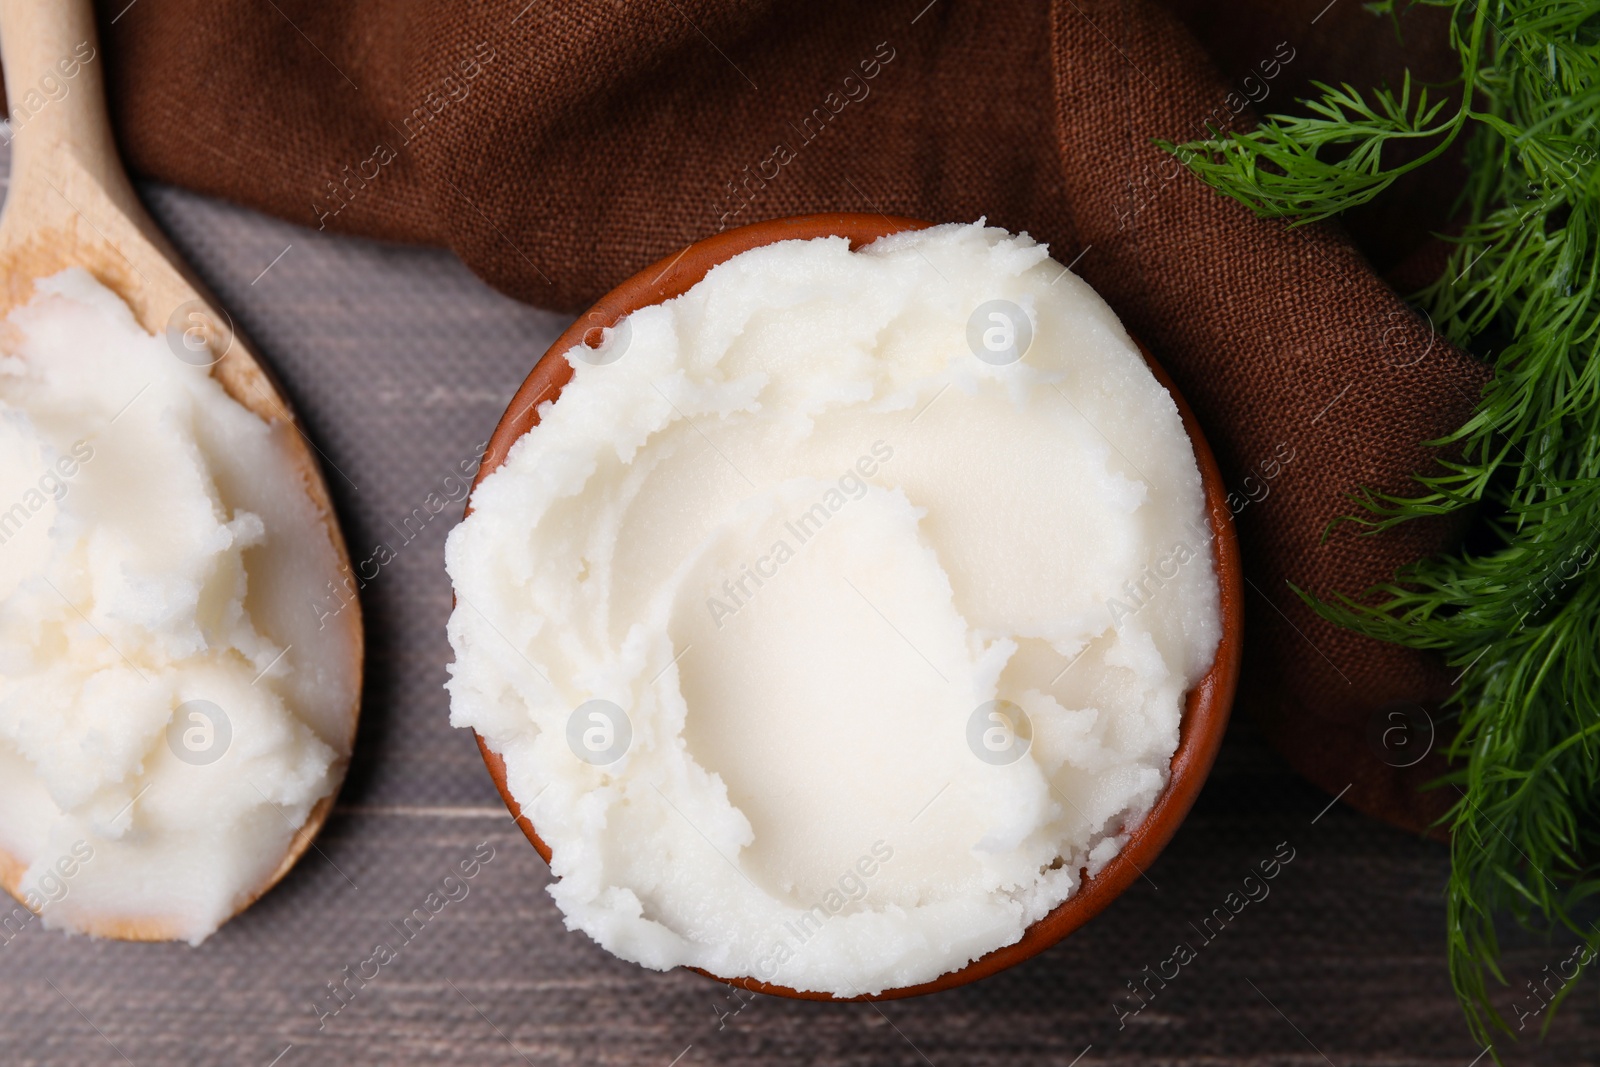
[0, 146, 1594, 1065]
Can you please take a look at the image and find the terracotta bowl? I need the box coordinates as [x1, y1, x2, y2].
[466, 213, 1244, 1001]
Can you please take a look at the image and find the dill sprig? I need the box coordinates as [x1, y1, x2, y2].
[1165, 0, 1600, 1051]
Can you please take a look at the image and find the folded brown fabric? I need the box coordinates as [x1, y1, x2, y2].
[85, 0, 1487, 835]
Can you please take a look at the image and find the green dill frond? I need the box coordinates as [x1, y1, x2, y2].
[1156, 72, 1466, 223]
[1156, 6, 1488, 224]
[1168, 0, 1600, 1054]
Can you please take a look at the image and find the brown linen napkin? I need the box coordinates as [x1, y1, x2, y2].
[83, 0, 1486, 836]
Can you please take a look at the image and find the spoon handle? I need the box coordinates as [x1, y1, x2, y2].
[0, 0, 218, 349]
[0, 0, 139, 216]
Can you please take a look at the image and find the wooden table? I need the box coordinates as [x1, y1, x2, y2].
[0, 156, 1591, 1066]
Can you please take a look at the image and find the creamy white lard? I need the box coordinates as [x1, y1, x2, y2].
[0, 270, 358, 943]
[446, 222, 1220, 994]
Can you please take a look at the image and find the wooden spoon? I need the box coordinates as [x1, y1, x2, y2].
[0, 0, 363, 940]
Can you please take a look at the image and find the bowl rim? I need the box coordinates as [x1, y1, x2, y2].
[465, 212, 1244, 1001]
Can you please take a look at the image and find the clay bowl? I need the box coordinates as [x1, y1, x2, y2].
[467, 212, 1244, 1001]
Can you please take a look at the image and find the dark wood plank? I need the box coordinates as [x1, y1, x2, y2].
[0, 152, 1592, 1066]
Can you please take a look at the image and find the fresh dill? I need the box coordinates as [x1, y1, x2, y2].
[1164, 0, 1600, 1051]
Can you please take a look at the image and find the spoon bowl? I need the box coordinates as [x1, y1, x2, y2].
[471, 212, 1243, 999]
[0, 0, 362, 940]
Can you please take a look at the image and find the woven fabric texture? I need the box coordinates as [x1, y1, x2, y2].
[87, 0, 1488, 833]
